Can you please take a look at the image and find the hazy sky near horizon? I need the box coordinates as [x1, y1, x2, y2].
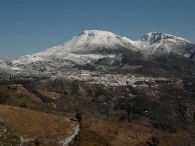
[0, 0, 195, 59]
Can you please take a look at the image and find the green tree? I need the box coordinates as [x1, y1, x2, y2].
[75, 109, 82, 123]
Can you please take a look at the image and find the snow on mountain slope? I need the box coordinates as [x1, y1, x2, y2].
[0, 60, 8, 69]
[130, 32, 195, 58]
[11, 30, 136, 66]
[0, 60, 22, 72]
[10, 30, 195, 72]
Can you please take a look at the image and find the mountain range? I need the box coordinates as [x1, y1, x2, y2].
[1, 30, 195, 74]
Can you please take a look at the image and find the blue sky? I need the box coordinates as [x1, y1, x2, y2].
[0, 0, 195, 59]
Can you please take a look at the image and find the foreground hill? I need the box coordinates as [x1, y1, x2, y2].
[0, 74, 194, 145]
[0, 104, 78, 146]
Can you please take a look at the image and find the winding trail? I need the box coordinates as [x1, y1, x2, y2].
[59, 124, 80, 146]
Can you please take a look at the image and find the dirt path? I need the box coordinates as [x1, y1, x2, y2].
[59, 124, 80, 146]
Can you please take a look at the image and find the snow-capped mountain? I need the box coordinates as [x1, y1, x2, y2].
[10, 30, 195, 72]
[129, 32, 195, 58]
[12, 30, 136, 65]
[10, 30, 138, 71]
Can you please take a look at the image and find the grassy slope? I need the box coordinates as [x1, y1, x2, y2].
[79, 114, 187, 146]
[0, 78, 193, 146]
[26, 79, 192, 146]
[71, 129, 111, 146]
[0, 104, 77, 146]
[0, 84, 44, 110]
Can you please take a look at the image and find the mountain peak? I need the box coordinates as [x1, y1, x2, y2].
[79, 30, 117, 35]
[68, 29, 134, 51]
[11, 30, 136, 65]
[77, 30, 120, 40]
[141, 32, 192, 44]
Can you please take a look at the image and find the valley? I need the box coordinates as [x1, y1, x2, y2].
[0, 30, 194, 146]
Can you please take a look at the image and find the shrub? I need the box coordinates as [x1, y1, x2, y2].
[147, 136, 160, 146]
[34, 139, 40, 145]
[19, 103, 27, 108]
[76, 109, 82, 123]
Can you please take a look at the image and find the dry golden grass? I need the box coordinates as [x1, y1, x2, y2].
[38, 89, 62, 99]
[156, 132, 187, 146]
[81, 114, 187, 146]
[0, 104, 77, 146]
[82, 114, 152, 146]
[2, 85, 43, 109]
[71, 128, 111, 146]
